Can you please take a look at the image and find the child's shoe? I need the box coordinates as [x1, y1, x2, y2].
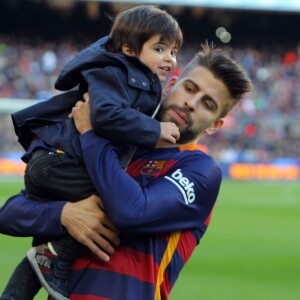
[27, 244, 71, 300]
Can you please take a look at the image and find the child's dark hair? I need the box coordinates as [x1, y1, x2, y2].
[106, 5, 183, 55]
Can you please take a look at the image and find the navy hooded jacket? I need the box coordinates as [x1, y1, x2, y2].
[12, 36, 162, 161]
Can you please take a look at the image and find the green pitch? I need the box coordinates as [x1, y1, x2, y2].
[0, 178, 299, 299]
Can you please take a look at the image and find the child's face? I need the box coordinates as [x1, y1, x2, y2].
[139, 34, 178, 84]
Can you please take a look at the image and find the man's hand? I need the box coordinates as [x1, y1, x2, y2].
[72, 93, 93, 134]
[160, 122, 180, 144]
[61, 194, 120, 262]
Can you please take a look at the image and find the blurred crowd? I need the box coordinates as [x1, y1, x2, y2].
[0, 36, 300, 162]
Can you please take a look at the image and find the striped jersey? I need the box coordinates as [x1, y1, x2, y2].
[65, 131, 222, 299]
[0, 130, 222, 300]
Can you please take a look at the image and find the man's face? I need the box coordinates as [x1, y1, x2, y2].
[158, 65, 232, 144]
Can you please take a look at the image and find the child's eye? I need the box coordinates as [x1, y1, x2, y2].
[171, 50, 178, 57]
[155, 47, 164, 53]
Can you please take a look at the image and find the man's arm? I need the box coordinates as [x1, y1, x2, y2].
[0, 192, 120, 261]
[72, 96, 222, 234]
[0, 192, 66, 238]
[80, 131, 221, 233]
[61, 195, 120, 261]
[0, 94, 220, 255]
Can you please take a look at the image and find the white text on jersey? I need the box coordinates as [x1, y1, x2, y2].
[164, 169, 195, 204]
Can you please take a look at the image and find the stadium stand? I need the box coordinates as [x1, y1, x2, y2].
[0, 0, 300, 165]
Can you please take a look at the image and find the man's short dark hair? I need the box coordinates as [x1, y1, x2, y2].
[180, 42, 252, 117]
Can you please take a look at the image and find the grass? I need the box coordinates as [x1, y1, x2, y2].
[0, 178, 300, 299]
[170, 180, 300, 300]
[0, 177, 48, 299]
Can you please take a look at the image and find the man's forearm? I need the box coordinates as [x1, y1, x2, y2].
[60, 195, 120, 261]
[0, 192, 66, 238]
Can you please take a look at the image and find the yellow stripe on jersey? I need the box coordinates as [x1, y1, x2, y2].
[155, 231, 181, 300]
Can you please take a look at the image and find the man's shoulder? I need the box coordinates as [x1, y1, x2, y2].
[178, 144, 214, 160]
[177, 146, 221, 173]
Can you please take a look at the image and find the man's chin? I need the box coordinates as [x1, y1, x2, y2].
[177, 129, 198, 144]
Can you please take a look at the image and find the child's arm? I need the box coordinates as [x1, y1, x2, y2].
[82, 67, 162, 148]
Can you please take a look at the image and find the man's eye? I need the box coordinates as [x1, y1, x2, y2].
[185, 85, 194, 93]
[204, 101, 215, 111]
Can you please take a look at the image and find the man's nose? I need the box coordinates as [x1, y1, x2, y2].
[185, 96, 198, 111]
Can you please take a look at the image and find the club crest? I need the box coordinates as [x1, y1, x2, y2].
[140, 160, 167, 175]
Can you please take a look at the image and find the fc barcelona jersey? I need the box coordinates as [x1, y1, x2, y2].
[0, 131, 222, 300]
[66, 131, 222, 299]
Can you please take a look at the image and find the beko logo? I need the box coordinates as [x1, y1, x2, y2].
[164, 169, 195, 204]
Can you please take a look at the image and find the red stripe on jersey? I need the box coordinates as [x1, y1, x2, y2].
[73, 247, 158, 283]
[156, 232, 196, 297]
[176, 231, 197, 263]
[126, 159, 149, 177]
[160, 271, 172, 298]
[127, 145, 203, 178]
[127, 159, 179, 177]
[204, 206, 214, 226]
[158, 160, 178, 176]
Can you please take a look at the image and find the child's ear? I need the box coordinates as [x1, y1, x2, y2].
[122, 44, 135, 56]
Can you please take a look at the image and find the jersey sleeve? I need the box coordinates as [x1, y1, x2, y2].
[82, 67, 161, 148]
[80, 130, 222, 235]
[0, 192, 67, 239]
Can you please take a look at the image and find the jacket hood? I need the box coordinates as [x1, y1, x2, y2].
[55, 36, 117, 91]
[55, 36, 160, 93]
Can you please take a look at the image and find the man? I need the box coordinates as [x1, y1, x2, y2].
[0, 43, 252, 300]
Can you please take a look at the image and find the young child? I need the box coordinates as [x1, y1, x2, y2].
[6, 5, 183, 300]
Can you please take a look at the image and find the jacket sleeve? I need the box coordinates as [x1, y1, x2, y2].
[83, 67, 161, 148]
[11, 90, 82, 151]
[0, 192, 67, 239]
[80, 130, 222, 235]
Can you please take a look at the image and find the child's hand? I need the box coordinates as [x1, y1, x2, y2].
[160, 122, 180, 144]
[72, 93, 92, 134]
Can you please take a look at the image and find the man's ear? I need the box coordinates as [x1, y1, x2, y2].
[122, 44, 135, 56]
[162, 76, 178, 97]
[205, 119, 224, 135]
